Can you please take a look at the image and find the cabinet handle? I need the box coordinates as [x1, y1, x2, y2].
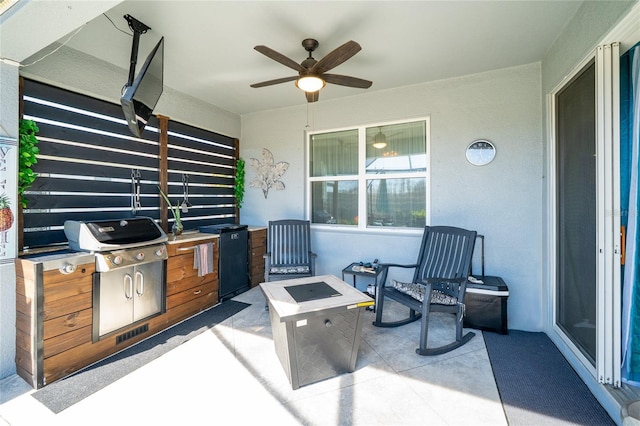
[124, 274, 133, 300]
[135, 270, 144, 296]
[193, 290, 202, 295]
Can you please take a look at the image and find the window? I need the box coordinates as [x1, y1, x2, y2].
[308, 119, 428, 229]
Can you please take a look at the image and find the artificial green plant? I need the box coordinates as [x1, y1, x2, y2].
[235, 158, 245, 208]
[18, 119, 40, 208]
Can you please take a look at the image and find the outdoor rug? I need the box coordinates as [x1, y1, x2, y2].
[32, 300, 249, 414]
[484, 330, 615, 425]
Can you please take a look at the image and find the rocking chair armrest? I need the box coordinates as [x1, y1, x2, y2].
[378, 262, 419, 270]
[421, 277, 470, 298]
[375, 263, 419, 290]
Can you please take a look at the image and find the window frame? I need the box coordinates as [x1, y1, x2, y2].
[305, 117, 430, 232]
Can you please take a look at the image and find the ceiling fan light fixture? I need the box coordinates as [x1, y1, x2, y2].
[296, 75, 325, 92]
[372, 141, 387, 149]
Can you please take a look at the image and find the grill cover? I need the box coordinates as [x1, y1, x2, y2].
[65, 217, 167, 252]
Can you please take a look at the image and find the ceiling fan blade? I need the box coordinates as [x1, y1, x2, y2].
[311, 40, 361, 75]
[305, 91, 319, 103]
[254, 45, 305, 72]
[323, 73, 372, 89]
[250, 76, 298, 88]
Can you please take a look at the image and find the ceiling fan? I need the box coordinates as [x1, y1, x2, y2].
[250, 38, 372, 103]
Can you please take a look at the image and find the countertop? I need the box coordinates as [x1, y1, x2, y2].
[166, 226, 266, 244]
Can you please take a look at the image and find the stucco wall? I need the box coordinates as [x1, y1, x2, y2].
[241, 62, 543, 331]
[542, 0, 636, 95]
[20, 45, 241, 138]
[0, 61, 20, 380]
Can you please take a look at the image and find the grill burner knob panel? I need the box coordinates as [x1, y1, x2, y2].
[94, 243, 168, 272]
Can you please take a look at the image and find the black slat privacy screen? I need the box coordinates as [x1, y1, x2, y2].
[22, 79, 236, 249]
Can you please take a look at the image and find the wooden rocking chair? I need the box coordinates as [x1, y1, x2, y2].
[373, 226, 477, 356]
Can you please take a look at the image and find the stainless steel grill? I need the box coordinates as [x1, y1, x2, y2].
[64, 217, 169, 341]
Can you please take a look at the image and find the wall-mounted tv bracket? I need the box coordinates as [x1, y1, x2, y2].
[123, 14, 151, 88]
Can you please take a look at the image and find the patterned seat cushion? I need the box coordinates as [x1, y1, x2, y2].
[390, 279, 458, 305]
[269, 265, 311, 274]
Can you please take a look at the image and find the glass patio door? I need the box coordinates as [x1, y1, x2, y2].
[555, 61, 597, 364]
[553, 43, 622, 386]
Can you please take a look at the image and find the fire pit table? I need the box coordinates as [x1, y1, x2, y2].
[260, 275, 374, 389]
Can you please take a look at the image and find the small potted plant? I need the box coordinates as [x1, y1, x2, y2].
[158, 186, 183, 235]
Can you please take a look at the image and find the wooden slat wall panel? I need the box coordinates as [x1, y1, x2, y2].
[43, 308, 92, 340]
[21, 79, 238, 249]
[43, 325, 92, 358]
[22, 79, 160, 248]
[166, 120, 237, 230]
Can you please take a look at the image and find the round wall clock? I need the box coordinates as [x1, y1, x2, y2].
[465, 139, 496, 166]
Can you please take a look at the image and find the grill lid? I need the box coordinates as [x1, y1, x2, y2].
[65, 217, 168, 252]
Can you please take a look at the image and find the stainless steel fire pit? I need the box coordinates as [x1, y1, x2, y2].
[260, 275, 374, 389]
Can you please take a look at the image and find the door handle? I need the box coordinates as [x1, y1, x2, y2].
[124, 274, 133, 300]
[135, 270, 144, 296]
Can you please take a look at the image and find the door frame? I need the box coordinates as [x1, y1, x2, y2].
[547, 51, 600, 380]
[545, 0, 640, 406]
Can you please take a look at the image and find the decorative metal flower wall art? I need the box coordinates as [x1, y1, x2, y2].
[249, 148, 289, 199]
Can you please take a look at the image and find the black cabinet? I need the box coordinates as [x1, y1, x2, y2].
[200, 224, 249, 300]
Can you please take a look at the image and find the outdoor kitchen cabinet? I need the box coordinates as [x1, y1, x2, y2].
[15, 233, 221, 389]
[15, 253, 96, 388]
[15, 252, 173, 388]
[165, 235, 220, 326]
[248, 227, 267, 288]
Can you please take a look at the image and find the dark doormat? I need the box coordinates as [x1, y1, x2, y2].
[32, 300, 249, 414]
[484, 330, 615, 425]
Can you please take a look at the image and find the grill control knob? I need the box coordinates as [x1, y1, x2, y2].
[112, 255, 123, 265]
[155, 247, 165, 257]
[59, 263, 76, 274]
[136, 252, 145, 261]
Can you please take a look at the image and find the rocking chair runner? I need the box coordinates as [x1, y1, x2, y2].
[373, 226, 477, 356]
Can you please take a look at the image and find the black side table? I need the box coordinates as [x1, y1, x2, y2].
[341, 263, 383, 311]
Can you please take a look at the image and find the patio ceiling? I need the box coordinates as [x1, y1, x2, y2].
[3, 1, 583, 115]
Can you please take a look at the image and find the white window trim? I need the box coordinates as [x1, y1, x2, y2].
[305, 117, 430, 232]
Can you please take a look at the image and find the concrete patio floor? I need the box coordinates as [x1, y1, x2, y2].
[0, 286, 506, 425]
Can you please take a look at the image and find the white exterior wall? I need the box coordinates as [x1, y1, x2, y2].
[0, 61, 20, 379]
[241, 63, 543, 331]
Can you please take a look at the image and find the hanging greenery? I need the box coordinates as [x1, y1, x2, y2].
[18, 119, 40, 208]
[235, 158, 245, 208]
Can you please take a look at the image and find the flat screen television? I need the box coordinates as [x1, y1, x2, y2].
[121, 36, 164, 138]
